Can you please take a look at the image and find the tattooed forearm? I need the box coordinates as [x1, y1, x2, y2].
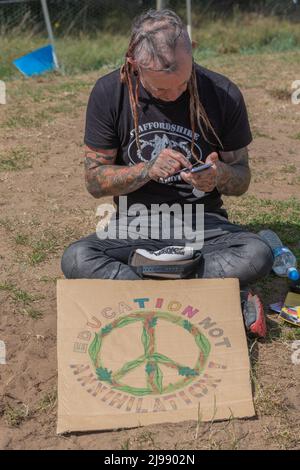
[84, 155, 152, 198]
[85, 151, 115, 165]
[216, 147, 251, 196]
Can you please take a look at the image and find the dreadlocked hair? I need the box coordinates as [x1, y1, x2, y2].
[188, 62, 223, 160]
[120, 9, 223, 162]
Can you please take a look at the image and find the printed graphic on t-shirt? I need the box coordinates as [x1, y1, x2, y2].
[128, 121, 206, 198]
[128, 122, 203, 164]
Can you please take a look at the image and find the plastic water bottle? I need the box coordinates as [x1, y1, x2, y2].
[258, 229, 299, 281]
[273, 247, 299, 280]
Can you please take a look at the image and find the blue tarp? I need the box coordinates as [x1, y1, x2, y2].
[13, 44, 56, 77]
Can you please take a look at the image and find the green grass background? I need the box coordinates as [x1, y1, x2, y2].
[1, 14, 300, 79]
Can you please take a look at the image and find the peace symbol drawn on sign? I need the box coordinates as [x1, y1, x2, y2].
[88, 311, 211, 397]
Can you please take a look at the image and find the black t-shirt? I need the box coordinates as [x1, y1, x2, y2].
[84, 63, 252, 216]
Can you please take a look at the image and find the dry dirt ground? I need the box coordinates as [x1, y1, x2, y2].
[0, 52, 300, 450]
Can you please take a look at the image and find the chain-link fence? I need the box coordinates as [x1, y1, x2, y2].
[1, 0, 299, 37]
[0, 0, 155, 36]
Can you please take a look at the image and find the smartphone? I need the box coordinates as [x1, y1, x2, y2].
[159, 163, 212, 184]
[190, 163, 213, 173]
[172, 162, 212, 176]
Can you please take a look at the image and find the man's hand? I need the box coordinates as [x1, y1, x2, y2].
[147, 149, 192, 181]
[180, 152, 219, 192]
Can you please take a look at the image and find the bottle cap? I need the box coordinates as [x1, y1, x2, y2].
[288, 268, 300, 281]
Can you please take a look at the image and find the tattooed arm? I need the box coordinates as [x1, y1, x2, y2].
[84, 146, 191, 198]
[84, 146, 152, 198]
[216, 146, 251, 196]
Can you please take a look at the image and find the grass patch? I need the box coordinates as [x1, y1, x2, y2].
[268, 87, 292, 101]
[4, 114, 38, 129]
[38, 275, 60, 283]
[2, 98, 81, 131]
[291, 132, 300, 140]
[262, 419, 300, 450]
[252, 129, 275, 140]
[36, 390, 57, 413]
[135, 431, 156, 449]
[0, 281, 43, 319]
[0, 217, 15, 232]
[0, 147, 33, 171]
[11, 227, 62, 265]
[2, 108, 54, 129]
[15, 234, 30, 245]
[2, 214, 73, 265]
[287, 176, 300, 186]
[6, 76, 91, 107]
[28, 233, 60, 265]
[264, 315, 300, 345]
[280, 164, 297, 173]
[227, 195, 300, 251]
[44, 79, 92, 95]
[280, 326, 300, 342]
[22, 306, 43, 319]
[0, 281, 36, 304]
[4, 404, 29, 427]
[120, 438, 131, 450]
[252, 367, 288, 418]
[48, 102, 81, 115]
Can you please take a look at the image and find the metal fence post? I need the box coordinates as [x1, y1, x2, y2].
[186, 0, 192, 40]
[156, 0, 167, 10]
[40, 0, 59, 69]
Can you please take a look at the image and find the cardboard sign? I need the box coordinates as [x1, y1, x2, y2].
[57, 278, 254, 433]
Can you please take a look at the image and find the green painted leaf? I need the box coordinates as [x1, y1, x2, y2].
[96, 367, 112, 383]
[101, 324, 113, 335]
[113, 385, 151, 396]
[151, 352, 177, 366]
[116, 316, 140, 329]
[88, 333, 101, 364]
[113, 356, 145, 380]
[195, 333, 211, 357]
[141, 327, 150, 354]
[183, 320, 193, 332]
[178, 366, 199, 377]
[153, 363, 163, 393]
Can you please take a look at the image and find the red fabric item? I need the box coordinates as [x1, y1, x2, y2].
[248, 293, 267, 338]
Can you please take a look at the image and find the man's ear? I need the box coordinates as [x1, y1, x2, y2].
[191, 40, 197, 50]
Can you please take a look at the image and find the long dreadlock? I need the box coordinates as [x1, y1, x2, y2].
[120, 9, 223, 162]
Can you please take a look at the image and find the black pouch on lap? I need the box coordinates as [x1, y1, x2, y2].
[128, 249, 202, 279]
